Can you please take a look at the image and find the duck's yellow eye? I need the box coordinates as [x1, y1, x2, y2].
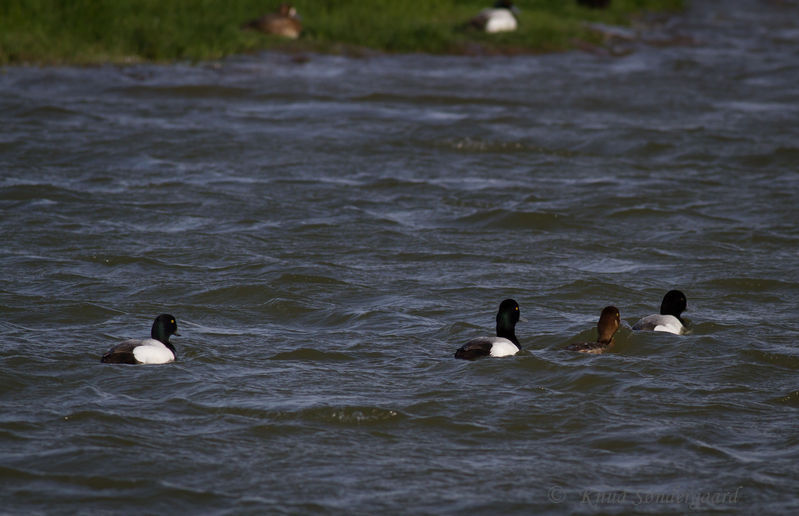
[171, 319, 175, 324]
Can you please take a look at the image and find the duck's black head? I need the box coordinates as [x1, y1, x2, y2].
[151, 314, 180, 344]
[660, 290, 687, 320]
[495, 298, 521, 345]
[597, 306, 620, 344]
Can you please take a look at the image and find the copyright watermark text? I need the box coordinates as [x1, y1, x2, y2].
[547, 485, 742, 510]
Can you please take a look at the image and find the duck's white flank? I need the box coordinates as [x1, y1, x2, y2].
[481, 9, 517, 33]
[488, 337, 520, 357]
[633, 314, 685, 335]
[131, 339, 176, 364]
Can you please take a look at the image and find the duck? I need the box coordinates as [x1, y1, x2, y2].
[454, 299, 522, 360]
[566, 306, 621, 354]
[242, 3, 302, 39]
[469, 1, 519, 34]
[101, 314, 180, 364]
[632, 290, 687, 335]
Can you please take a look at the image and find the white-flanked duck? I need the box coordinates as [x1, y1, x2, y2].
[632, 290, 687, 335]
[454, 299, 522, 360]
[101, 314, 180, 364]
[469, 1, 520, 34]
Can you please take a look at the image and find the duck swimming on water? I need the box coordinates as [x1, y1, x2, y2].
[566, 306, 620, 354]
[632, 290, 687, 335]
[101, 314, 180, 364]
[454, 299, 522, 360]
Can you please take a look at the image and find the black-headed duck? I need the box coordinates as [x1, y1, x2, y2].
[632, 290, 687, 335]
[455, 299, 522, 360]
[101, 314, 180, 364]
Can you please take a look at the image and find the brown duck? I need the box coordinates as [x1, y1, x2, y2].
[243, 3, 302, 39]
[566, 306, 620, 354]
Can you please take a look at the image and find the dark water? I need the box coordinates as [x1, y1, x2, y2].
[2, 1, 799, 513]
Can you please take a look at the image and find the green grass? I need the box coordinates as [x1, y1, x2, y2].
[0, 0, 685, 65]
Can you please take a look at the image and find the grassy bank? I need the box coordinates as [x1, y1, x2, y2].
[0, 0, 684, 65]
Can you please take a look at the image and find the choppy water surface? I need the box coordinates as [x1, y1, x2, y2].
[2, 1, 799, 513]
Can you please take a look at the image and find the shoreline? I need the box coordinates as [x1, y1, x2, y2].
[0, 1, 685, 66]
